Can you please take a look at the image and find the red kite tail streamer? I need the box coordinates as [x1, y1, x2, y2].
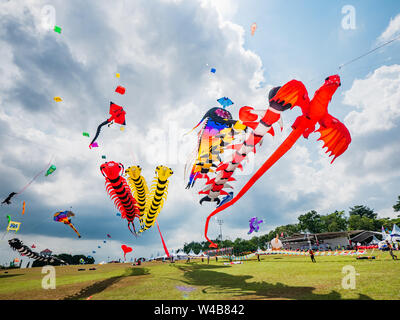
[156, 220, 170, 258]
[204, 120, 308, 248]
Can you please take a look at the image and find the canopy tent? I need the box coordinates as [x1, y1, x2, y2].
[196, 251, 207, 257]
[368, 235, 380, 245]
[188, 249, 196, 257]
[174, 250, 188, 260]
[382, 228, 391, 241]
[391, 224, 400, 240]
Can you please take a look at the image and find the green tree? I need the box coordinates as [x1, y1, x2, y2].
[393, 196, 400, 213]
[349, 205, 377, 220]
[56, 254, 73, 264]
[348, 215, 375, 230]
[321, 210, 348, 232]
[298, 210, 323, 233]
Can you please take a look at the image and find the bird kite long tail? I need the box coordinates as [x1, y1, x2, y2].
[156, 220, 170, 258]
[204, 122, 306, 248]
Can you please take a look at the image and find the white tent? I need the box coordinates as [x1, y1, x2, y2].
[188, 249, 197, 257]
[368, 235, 380, 245]
[196, 251, 207, 257]
[391, 224, 400, 241]
[175, 251, 188, 260]
[392, 224, 400, 235]
[382, 229, 391, 241]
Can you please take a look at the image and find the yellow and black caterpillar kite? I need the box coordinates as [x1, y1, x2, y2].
[125, 165, 173, 232]
[125, 165, 149, 227]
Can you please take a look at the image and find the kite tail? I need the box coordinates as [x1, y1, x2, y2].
[90, 119, 110, 148]
[156, 220, 170, 258]
[67, 222, 81, 238]
[205, 120, 307, 248]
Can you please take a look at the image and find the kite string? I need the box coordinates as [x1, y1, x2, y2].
[307, 33, 400, 84]
[17, 156, 54, 195]
[339, 34, 400, 70]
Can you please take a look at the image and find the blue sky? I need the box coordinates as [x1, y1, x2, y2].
[0, 0, 399, 265]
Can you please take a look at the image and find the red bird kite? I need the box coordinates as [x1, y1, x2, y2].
[204, 75, 351, 248]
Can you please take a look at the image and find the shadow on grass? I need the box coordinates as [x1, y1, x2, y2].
[175, 264, 373, 300]
[0, 274, 24, 279]
[63, 267, 150, 300]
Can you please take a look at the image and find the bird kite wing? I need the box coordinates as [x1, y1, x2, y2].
[317, 114, 351, 163]
[269, 79, 310, 113]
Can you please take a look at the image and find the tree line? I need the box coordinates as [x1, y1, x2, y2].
[183, 197, 400, 255]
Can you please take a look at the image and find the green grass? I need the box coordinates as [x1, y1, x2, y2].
[0, 250, 399, 300]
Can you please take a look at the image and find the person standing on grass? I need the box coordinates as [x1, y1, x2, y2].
[309, 249, 316, 263]
[386, 241, 398, 260]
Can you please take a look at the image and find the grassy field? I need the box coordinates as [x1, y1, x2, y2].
[0, 250, 399, 300]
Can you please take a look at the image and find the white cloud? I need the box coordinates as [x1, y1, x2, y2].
[343, 64, 400, 136]
[0, 0, 272, 262]
[378, 13, 400, 42]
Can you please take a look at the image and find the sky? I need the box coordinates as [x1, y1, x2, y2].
[0, 0, 400, 265]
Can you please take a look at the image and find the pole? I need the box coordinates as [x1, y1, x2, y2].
[216, 219, 223, 242]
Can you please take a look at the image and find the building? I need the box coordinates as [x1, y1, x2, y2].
[40, 249, 53, 257]
[281, 230, 382, 250]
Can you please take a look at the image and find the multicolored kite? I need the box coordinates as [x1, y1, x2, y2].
[53, 210, 81, 238]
